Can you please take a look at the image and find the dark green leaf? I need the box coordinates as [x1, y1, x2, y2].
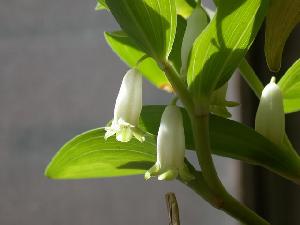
[187, 0, 269, 100]
[278, 59, 300, 113]
[140, 105, 300, 184]
[105, 0, 177, 61]
[169, 16, 187, 72]
[265, 0, 300, 72]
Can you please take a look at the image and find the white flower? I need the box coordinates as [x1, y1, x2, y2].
[181, 5, 209, 75]
[105, 68, 144, 142]
[255, 77, 285, 146]
[145, 105, 193, 181]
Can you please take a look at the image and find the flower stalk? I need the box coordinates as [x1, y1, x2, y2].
[162, 59, 270, 225]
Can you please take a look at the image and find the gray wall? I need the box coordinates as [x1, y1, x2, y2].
[0, 1, 239, 224]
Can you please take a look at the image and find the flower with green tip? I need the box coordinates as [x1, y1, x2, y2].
[145, 105, 193, 181]
[105, 68, 145, 143]
[255, 77, 285, 146]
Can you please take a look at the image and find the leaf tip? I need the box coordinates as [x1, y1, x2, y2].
[265, 51, 282, 72]
[159, 83, 173, 92]
[44, 165, 54, 179]
[44, 161, 59, 179]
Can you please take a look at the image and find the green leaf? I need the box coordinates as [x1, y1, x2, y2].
[105, 0, 177, 61]
[140, 105, 300, 184]
[278, 59, 300, 113]
[104, 23, 187, 91]
[187, 0, 269, 100]
[175, 0, 196, 18]
[46, 105, 300, 184]
[45, 130, 156, 179]
[264, 0, 300, 72]
[97, 0, 196, 18]
[104, 31, 171, 90]
[169, 16, 187, 72]
[95, 0, 108, 11]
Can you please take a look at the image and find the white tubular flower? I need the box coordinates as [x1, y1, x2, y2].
[105, 68, 144, 143]
[255, 77, 285, 146]
[181, 5, 209, 75]
[145, 105, 193, 181]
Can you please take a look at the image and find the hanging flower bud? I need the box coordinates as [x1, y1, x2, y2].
[181, 5, 209, 75]
[105, 68, 144, 142]
[145, 105, 193, 181]
[255, 77, 285, 146]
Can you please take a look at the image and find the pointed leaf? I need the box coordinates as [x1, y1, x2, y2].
[265, 0, 300, 72]
[95, 0, 108, 11]
[187, 0, 269, 100]
[104, 31, 170, 90]
[278, 59, 300, 113]
[105, 0, 177, 61]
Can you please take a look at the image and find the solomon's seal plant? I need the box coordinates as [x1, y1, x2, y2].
[45, 0, 300, 224]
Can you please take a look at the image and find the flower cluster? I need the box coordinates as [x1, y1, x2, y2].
[105, 68, 191, 181]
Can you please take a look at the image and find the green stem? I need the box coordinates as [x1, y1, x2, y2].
[162, 60, 224, 191]
[179, 164, 270, 225]
[161, 61, 195, 114]
[163, 60, 269, 225]
[162, 60, 222, 191]
[238, 58, 264, 98]
[190, 113, 226, 193]
[191, 113, 270, 225]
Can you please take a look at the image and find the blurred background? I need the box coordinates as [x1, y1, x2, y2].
[0, 0, 240, 224]
[0, 0, 299, 225]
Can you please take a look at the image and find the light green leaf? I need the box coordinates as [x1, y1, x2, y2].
[265, 0, 300, 72]
[105, 0, 177, 61]
[97, 0, 196, 17]
[46, 105, 300, 184]
[278, 59, 300, 113]
[175, 0, 196, 18]
[45, 130, 156, 179]
[95, 0, 108, 11]
[104, 31, 171, 90]
[187, 0, 269, 100]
